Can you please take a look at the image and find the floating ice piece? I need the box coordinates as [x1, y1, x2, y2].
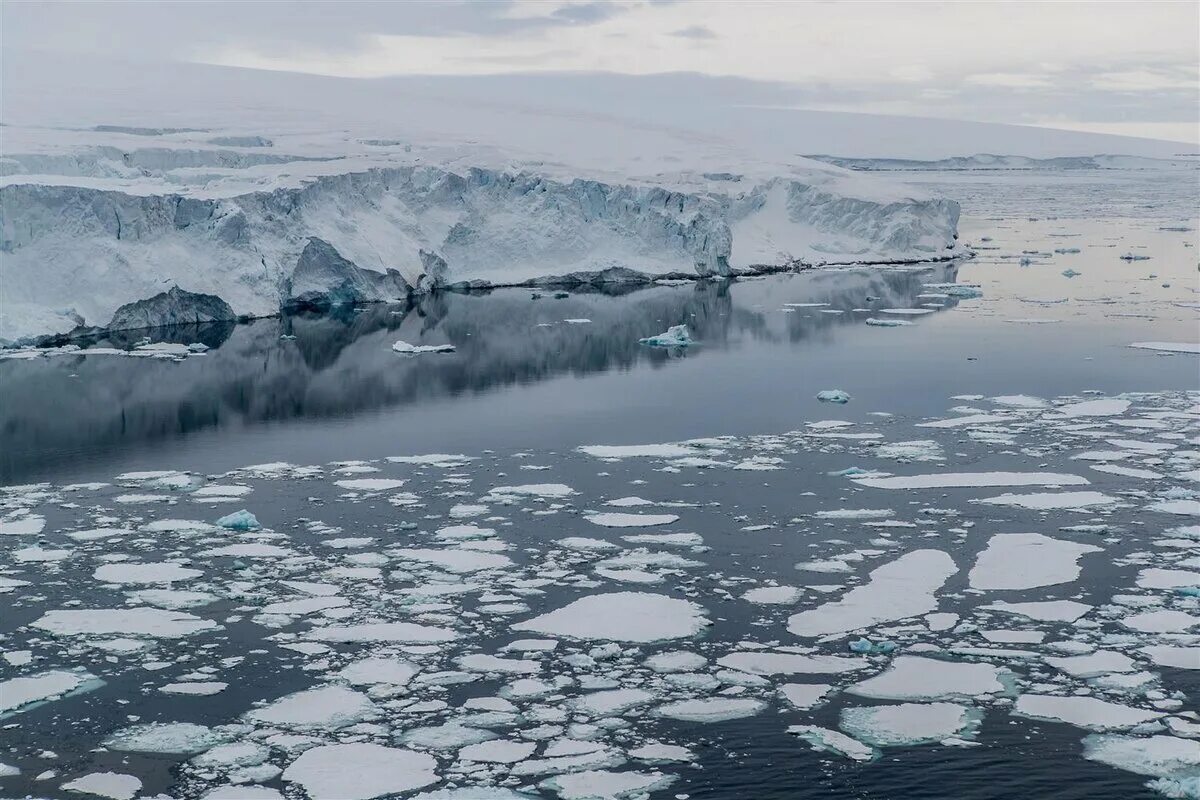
[717, 652, 864, 675]
[917, 414, 1009, 429]
[386, 453, 474, 467]
[788, 550, 957, 637]
[968, 533, 1101, 590]
[578, 443, 703, 459]
[392, 340, 455, 355]
[1057, 398, 1131, 417]
[788, 726, 876, 761]
[975, 491, 1120, 511]
[628, 743, 694, 764]
[1136, 569, 1200, 590]
[1121, 609, 1199, 633]
[0, 670, 99, 716]
[982, 600, 1092, 622]
[585, 512, 679, 528]
[1140, 646, 1200, 669]
[215, 509, 260, 530]
[639, 325, 692, 348]
[814, 508, 894, 519]
[655, 697, 765, 722]
[61, 772, 142, 800]
[864, 317, 913, 327]
[104, 722, 226, 754]
[339, 658, 418, 686]
[816, 390, 851, 404]
[0, 515, 45, 535]
[1045, 651, 1136, 678]
[572, 688, 655, 716]
[160, 681, 227, 695]
[485, 483, 575, 499]
[743, 585, 803, 604]
[94, 562, 202, 584]
[540, 770, 674, 800]
[1061, 269, 1081, 278]
[308, 622, 457, 643]
[840, 702, 979, 746]
[878, 308, 934, 316]
[247, 686, 380, 731]
[1013, 695, 1163, 731]
[1146, 499, 1200, 516]
[459, 740, 537, 764]
[1083, 734, 1200, 779]
[847, 657, 1011, 701]
[1129, 342, 1200, 355]
[855, 472, 1088, 490]
[31, 608, 217, 638]
[1119, 252, 1150, 261]
[391, 548, 513, 573]
[875, 440, 944, 461]
[515, 592, 708, 643]
[284, 743, 438, 800]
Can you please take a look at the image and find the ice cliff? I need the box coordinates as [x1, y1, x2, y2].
[0, 56, 964, 343]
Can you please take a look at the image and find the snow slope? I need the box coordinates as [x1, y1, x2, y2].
[0, 55, 969, 342]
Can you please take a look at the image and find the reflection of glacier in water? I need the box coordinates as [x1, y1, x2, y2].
[1, 263, 960, 481]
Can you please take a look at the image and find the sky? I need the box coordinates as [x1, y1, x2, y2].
[5, 0, 1198, 143]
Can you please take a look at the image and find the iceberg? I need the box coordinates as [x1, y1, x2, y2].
[638, 325, 692, 348]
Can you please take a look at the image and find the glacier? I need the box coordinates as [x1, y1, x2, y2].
[0, 56, 964, 344]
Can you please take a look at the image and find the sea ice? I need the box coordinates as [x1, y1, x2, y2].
[968, 533, 1101, 590]
[513, 592, 708, 643]
[283, 743, 438, 800]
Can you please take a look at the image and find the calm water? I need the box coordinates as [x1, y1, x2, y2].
[1, 168, 1197, 800]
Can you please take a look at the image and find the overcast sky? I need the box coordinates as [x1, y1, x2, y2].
[6, 0, 1198, 143]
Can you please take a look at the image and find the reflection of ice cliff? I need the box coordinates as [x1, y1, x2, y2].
[0, 263, 958, 479]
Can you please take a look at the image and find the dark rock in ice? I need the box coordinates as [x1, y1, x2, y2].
[107, 286, 236, 331]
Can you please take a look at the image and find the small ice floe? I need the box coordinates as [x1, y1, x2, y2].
[717, 651, 862, 676]
[875, 440, 943, 461]
[655, 697, 766, 722]
[160, 682, 227, 695]
[584, 512, 679, 528]
[816, 390, 851, 404]
[814, 508, 893, 520]
[31, 608, 217, 638]
[780, 683, 835, 710]
[0, 670, 100, 717]
[968, 533, 1101, 590]
[1119, 252, 1150, 261]
[563, 318, 591, 324]
[787, 550, 956, 637]
[0, 514, 46, 535]
[743, 585, 803, 604]
[577, 443, 703, 459]
[846, 657, 1013, 702]
[1083, 735, 1200, 793]
[789, 726, 877, 761]
[333, 478, 406, 492]
[104, 722, 227, 754]
[214, 509, 260, 530]
[283, 743, 438, 800]
[246, 686, 380, 731]
[392, 340, 455, 355]
[386, 453, 475, 467]
[512, 592, 709, 643]
[1056, 398, 1131, 417]
[878, 308, 934, 316]
[840, 702, 980, 747]
[975, 491, 1121, 511]
[1061, 269, 1082, 278]
[853, 471, 1088, 490]
[93, 562, 202, 584]
[1129, 342, 1200, 355]
[540, 770, 674, 800]
[638, 325, 692, 348]
[981, 600, 1092, 622]
[1013, 695, 1163, 731]
[61, 773, 142, 800]
[864, 317, 913, 327]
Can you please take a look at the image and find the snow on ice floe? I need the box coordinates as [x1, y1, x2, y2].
[61, 772, 142, 800]
[975, 491, 1122, 511]
[854, 471, 1088, 490]
[283, 743, 438, 800]
[717, 652, 864, 676]
[788, 550, 957, 637]
[847, 657, 1013, 701]
[307, 622, 458, 643]
[1013, 695, 1163, 731]
[0, 670, 100, 716]
[513, 592, 708, 643]
[655, 697, 766, 723]
[839, 703, 980, 747]
[981, 600, 1093, 622]
[246, 685, 380, 731]
[1057, 398, 1132, 418]
[584, 512, 679, 528]
[541, 770, 674, 800]
[1083, 734, 1200, 793]
[968, 533, 1101, 590]
[577, 443, 704, 459]
[103, 722, 228, 754]
[789, 726, 877, 761]
[93, 562, 203, 584]
[1129, 342, 1200, 354]
[0, 514, 46, 535]
[333, 477, 407, 491]
[31, 608, 217, 638]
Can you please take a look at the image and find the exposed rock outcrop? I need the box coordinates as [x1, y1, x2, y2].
[107, 286, 236, 331]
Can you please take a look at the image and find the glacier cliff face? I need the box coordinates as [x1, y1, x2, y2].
[0, 165, 959, 342]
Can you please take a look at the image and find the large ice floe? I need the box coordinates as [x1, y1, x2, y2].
[0, 57, 961, 343]
[3, 389, 1200, 799]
